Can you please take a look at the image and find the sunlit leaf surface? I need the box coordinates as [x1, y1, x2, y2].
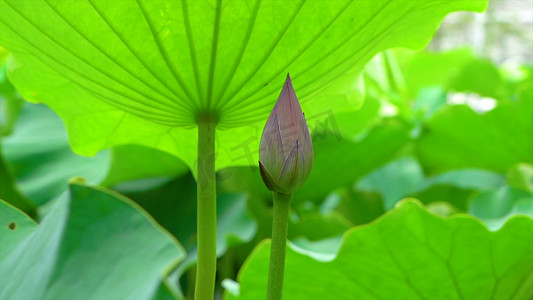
[0, 0, 487, 171]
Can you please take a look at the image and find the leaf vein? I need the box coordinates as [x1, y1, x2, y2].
[224, 0, 395, 118]
[182, 0, 205, 107]
[206, 0, 223, 109]
[376, 227, 427, 300]
[0, 15, 184, 122]
[221, 0, 354, 114]
[135, 0, 200, 109]
[212, 0, 261, 112]
[46, 0, 190, 112]
[216, 0, 307, 111]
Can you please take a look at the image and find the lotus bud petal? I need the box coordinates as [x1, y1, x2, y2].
[259, 74, 313, 194]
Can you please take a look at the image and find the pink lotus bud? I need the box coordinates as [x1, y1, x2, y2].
[259, 74, 314, 194]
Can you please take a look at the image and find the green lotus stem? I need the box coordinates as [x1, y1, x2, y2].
[267, 191, 292, 300]
[195, 116, 217, 300]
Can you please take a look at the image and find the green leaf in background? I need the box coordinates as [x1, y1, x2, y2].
[1, 99, 192, 208]
[102, 144, 189, 187]
[399, 48, 505, 99]
[507, 163, 533, 193]
[117, 174, 257, 290]
[356, 159, 507, 210]
[448, 58, 503, 99]
[288, 235, 345, 262]
[226, 200, 533, 300]
[295, 121, 410, 203]
[0, 199, 36, 257]
[0, 95, 22, 137]
[325, 94, 381, 141]
[354, 156, 527, 222]
[415, 169, 506, 192]
[0, 183, 185, 300]
[152, 280, 182, 300]
[0, 0, 487, 172]
[0, 60, 23, 137]
[334, 190, 386, 226]
[217, 167, 272, 203]
[411, 169, 507, 211]
[412, 86, 448, 120]
[469, 186, 533, 230]
[362, 51, 405, 97]
[417, 95, 533, 174]
[500, 65, 533, 100]
[0, 95, 24, 137]
[399, 48, 474, 95]
[357, 157, 424, 210]
[1, 102, 110, 206]
[0, 146, 36, 215]
[220, 121, 411, 205]
[217, 120, 409, 245]
[289, 212, 352, 242]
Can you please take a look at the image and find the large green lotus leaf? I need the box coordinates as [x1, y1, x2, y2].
[417, 95, 533, 174]
[226, 199, 533, 300]
[0, 182, 185, 300]
[0, 0, 487, 171]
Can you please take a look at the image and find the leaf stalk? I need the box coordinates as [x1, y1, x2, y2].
[266, 191, 292, 300]
[195, 116, 217, 300]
